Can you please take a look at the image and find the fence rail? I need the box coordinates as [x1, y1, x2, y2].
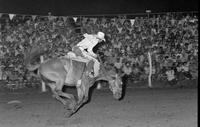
[0, 11, 198, 20]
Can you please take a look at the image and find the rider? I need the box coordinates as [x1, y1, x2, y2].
[72, 31, 105, 77]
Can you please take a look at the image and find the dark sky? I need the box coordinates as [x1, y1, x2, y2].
[0, 0, 198, 16]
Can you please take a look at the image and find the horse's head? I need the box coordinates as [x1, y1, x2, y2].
[97, 60, 124, 100]
[108, 74, 123, 100]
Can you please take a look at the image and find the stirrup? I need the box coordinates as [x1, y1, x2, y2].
[89, 73, 94, 78]
[86, 71, 95, 78]
[71, 56, 89, 63]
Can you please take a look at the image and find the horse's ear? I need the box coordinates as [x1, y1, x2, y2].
[111, 76, 115, 80]
[119, 72, 125, 77]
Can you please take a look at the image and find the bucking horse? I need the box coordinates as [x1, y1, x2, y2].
[24, 45, 124, 117]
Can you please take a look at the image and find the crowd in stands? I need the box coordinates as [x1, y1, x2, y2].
[0, 12, 198, 88]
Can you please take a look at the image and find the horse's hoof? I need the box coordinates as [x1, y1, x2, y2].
[69, 101, 76, 109]
[64, 105, 71, 110]
[52, 94, 56, 98]
[63, 101, 68, 105]
[64, 102, 76, 111]
[64, 110, 73, 118]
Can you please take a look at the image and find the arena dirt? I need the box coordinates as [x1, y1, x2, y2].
[0, 87, 197, 127]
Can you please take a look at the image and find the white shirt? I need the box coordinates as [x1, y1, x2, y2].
[166, 70, 175, 81]
[77, 33, 99, 57]
[123, 65, 132, 75]
[182, 64, 189, 72]
[114, 62, 122, 69]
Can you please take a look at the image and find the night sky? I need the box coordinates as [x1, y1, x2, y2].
[0, 0, 198, 16]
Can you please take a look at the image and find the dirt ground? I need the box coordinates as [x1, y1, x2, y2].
[0, 87, 197, 127]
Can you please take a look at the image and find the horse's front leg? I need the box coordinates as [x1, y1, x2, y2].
[63, 80, 85, 117]
[75, 79, 90, 109]
[57, 91, 77, 109]
[65, 78, 90, 117]
[47, 83, 67, 105]
[75, 80, 85, 108]
[48, 82, 76, 106]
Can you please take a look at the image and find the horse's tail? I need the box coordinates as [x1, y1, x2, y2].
[24, 44, 48, 71]
[26, 64, 41, 71]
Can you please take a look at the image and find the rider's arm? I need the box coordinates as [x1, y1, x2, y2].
[88, 48, 97, 58]
[77, 34, 92, 47]
[83, 33, 89, 37]
[77, 38, 87, 47]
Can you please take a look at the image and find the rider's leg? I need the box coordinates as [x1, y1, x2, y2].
[67, 51, 76, 58]
[72, 46, 84, 57]
[82, 52, 100, 77]
[81, 50, 91, 60]
[48, 83, 67, 105]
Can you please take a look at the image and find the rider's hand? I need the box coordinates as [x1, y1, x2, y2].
[92, 53, 97, 58]
[89, 52, 97, 58]
[88, 49, 97, 58]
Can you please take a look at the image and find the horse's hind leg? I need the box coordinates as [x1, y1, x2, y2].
[55, 79, 77, 110]
[58, 91, 76, 101]
[57, 91, 77, 109]
[48, 83, 68, 105]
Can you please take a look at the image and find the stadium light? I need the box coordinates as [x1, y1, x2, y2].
[146, 10, 151, 19]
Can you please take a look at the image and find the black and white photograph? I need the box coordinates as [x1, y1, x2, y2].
[0, 0, 198, 127]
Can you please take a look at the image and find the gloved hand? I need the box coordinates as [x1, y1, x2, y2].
[91, 53, 97, 58]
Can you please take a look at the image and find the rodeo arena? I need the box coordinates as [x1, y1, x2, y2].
[0, 0, 198, 127]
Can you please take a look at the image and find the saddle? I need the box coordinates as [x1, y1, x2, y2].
[64, 51, 95, 78]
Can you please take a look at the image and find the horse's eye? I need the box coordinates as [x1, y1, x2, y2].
[111, 76, 115, 80]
